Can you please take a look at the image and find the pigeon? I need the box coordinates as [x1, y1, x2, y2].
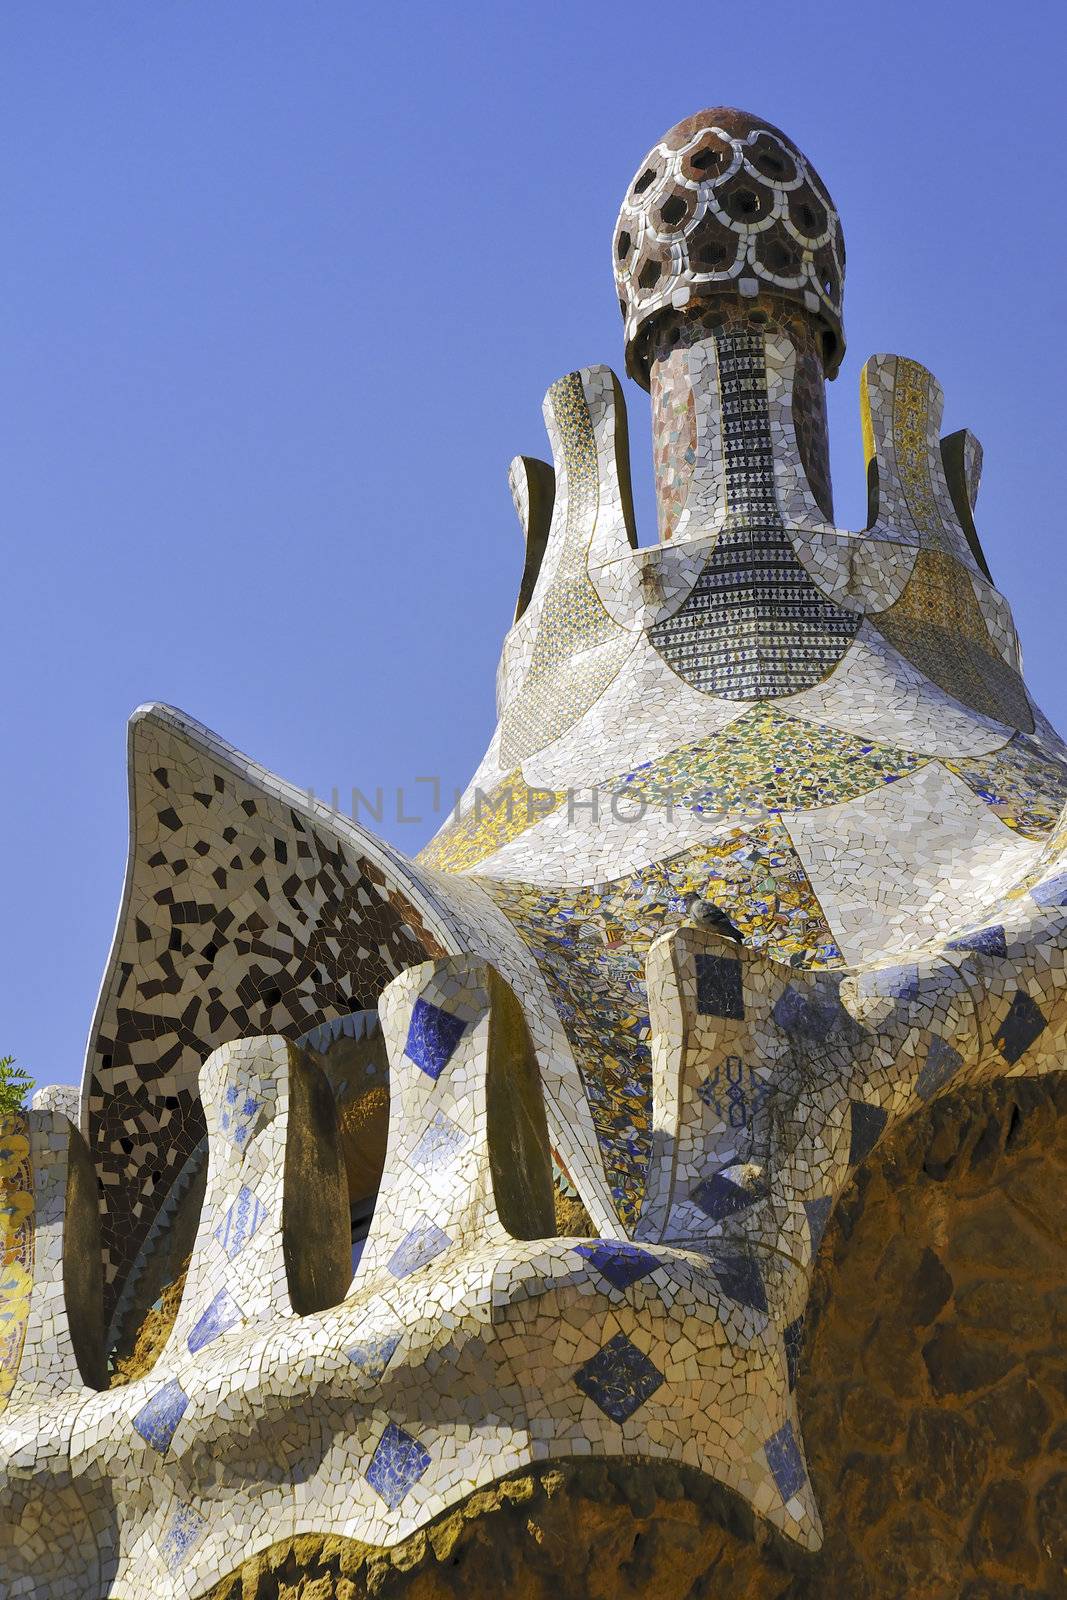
[685, 896, 744, 943]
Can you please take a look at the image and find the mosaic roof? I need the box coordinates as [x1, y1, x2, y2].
[3, 108, 1066, 1599]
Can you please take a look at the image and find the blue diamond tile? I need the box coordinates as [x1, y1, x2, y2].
[948, 924, 1007, 958]
[160, 1503, 207, 1573]
[995, 989, 1047, 1065]
[214, 1184, 266, 1261]
[346, 1329, 402, 1381]
[848, 1099, 888, 1165]
[916, 1035, 963, 1103]
[574, 1240, 659, 1291]
[1031, 871, 1067, 909]
[404, 998, 468, 1080]
[772, 985, 839, 1041]
[691, 1168, 767, 1222]
[713, 1253, 768, 1314]
[804, 1196, 832, 1253]
[133, 1378, 190, 1454]
[765, 1420, 806, 1502]
[366, 1422, 432, 1509]
[410, 1111, 467, 1171]
[187, 1287, 244, 1354]
[695, 953, 744, 1019]
[387, 1219, 452, 1279]
[574, 1332, 664, 1423]
[783, 1315, 805, 1393]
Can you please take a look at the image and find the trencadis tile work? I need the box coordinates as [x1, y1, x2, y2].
[1, 106, 1065, 1598]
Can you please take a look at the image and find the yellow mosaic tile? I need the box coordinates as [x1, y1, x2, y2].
[0, 1113, 34, 1415]
[610, 705, 925, 818]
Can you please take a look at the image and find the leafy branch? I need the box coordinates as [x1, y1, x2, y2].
[0, 1056, 35, 1118]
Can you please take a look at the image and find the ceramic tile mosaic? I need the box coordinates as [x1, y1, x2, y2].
[872, 549, 1034, 731]
[0, 1115, 33, 1412]
[480, 825, 842, 1228]
[419, 767, 565, 874]
[614, 108, 845, 386]
[185, 1287, 243, 1354]
[2, 103, 1066, 1599]
[945, 732, 1067, 839]
[573, 1332, 665, 1422]
[366, 1423, 433, 1511]
[610, 705, 924, 818]
[497, 369, 635, 765]
[647, 326, 860, 698]
[83, 704, 456, 1319]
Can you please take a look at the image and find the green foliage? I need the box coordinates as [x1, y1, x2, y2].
[0, 1056, 35, 1118]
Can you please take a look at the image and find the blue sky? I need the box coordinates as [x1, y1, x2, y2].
[3, 1, 1065, 1089]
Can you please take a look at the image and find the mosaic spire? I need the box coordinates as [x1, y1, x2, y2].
[3, 108, 1066, 1599]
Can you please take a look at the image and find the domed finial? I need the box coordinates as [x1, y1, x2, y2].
[614, 108, 845, 388]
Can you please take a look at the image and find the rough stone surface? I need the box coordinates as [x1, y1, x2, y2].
[185, 1074, 1066, 1597]
[110, 1255, 190, 1387]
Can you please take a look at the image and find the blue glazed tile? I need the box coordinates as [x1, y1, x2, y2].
[695, 953, 744, 1019]
[697, 1056, 769, 1130]
[404, 998, 468, 1080]
[1031, 871, 1067, 909]
[160, 1503, 207, 1573]
[772, 985, 839, 1041]
[765, 1420, 806, 1502]
[346, 1329, 402, 1381]
[187, 1287, 244, 1354]
[691, 1168, 766, 1222]
[870, 964, 920, 1001]
[848, 1099, 888, 1165]
[948, 924, 1007, 958]
[804, 1195, 832, 1253]
[995, 989, 1047, 1065]
[916, 1035, 963, 1103]
[133, 1378, 190, 1454]
[574, 1333, 664, 1423]
[410, 1111, 467, 1172]
[574, 1240, 659, 1291]
[219, 1084, 262, 1150]
[783, 1315, 804, 1392]
[713, 1253, 767, 1314]
[387, 1219, 452, 1279]
[366, 1421, 432, 1509]
[214, 1184, 266, 1261]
